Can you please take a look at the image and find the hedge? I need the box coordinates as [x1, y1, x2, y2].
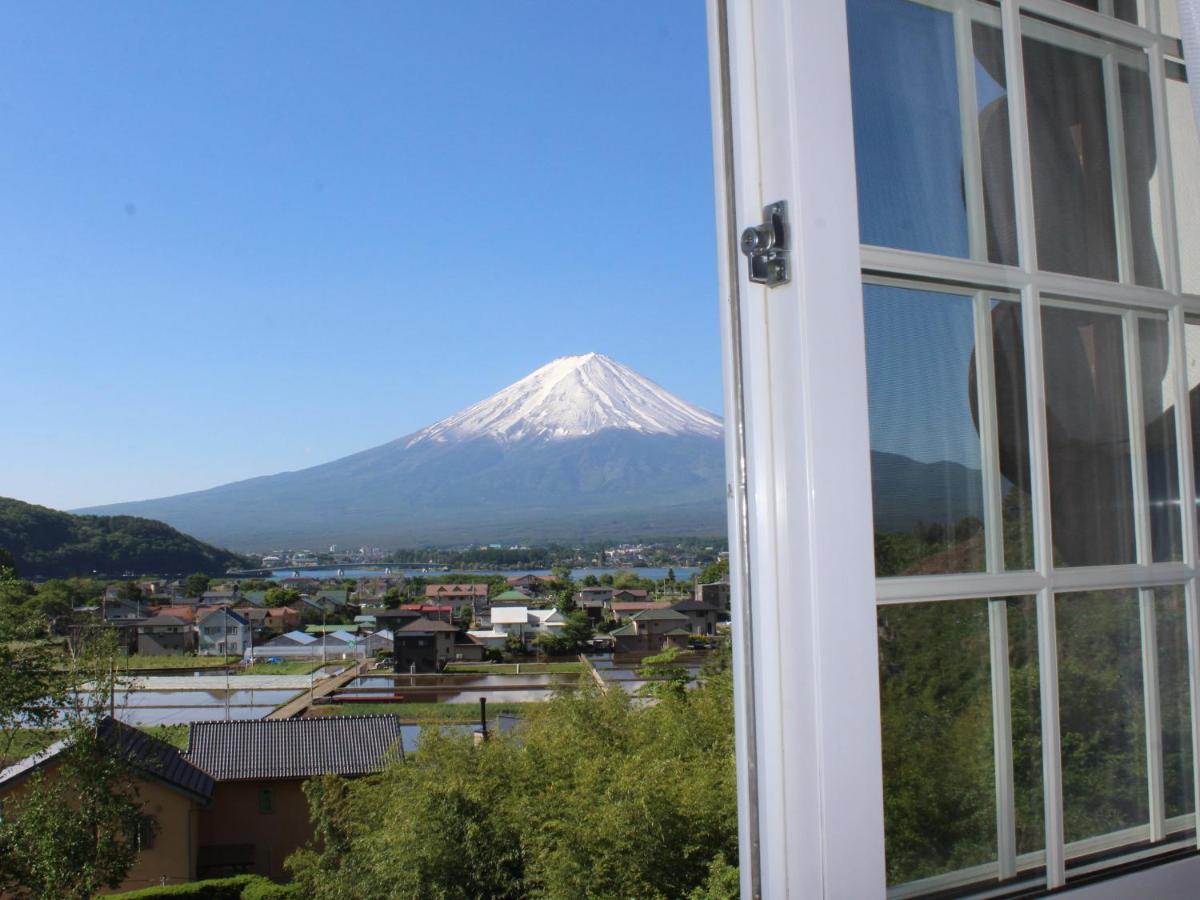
[107, 875, 294, 899]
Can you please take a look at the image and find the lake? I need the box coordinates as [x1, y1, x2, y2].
[269, 565, 698, 581]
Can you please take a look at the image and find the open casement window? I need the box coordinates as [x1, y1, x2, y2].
[709, 0, 1200, 895]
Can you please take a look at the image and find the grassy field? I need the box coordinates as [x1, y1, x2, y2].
[317, 701, 544, 722]
[443, 662, 584, 675]
[118, 655, 239, 671]
[236, 660, 325, 676]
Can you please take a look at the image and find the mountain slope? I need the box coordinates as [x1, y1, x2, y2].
[78, 355, 728, 549]
[0, 496, 246, 578]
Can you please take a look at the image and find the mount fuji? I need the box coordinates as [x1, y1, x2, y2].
[77, 354, 728, 550]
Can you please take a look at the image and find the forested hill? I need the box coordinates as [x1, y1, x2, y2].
[0, 497, 247, 578]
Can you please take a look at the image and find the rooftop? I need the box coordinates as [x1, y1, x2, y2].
[185, 715, 403, 781]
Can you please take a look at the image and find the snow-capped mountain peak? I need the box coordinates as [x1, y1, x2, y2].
[407, 353, 722, 446]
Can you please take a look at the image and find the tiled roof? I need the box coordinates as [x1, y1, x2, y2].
[671, 600, 720, 612]
[611, 601, 671, 613]
[1, 718, 213, 803]
[185, 715, 403, 781]
[398, 616, 458, 633]
[493, 590, 531, 602]
[609, 624, 637, 636]
[630, 608, 689, 622]
[139, 614, 189, 627]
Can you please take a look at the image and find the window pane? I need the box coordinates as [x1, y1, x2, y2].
[1008, 597, 1046, 856]
[1184, 318, 1200, 536]
[878, 600, 996, 884]
[1060, 0, 1142, 25]
[991, 300, 1035, 570]
[1138, 314, 1183, 562]
[1020, 19, 1163, 285]
[1166, 65, 1200, 294]
[1041, 304, 1136, 566]
[1156, 586, 1195, 820]
[1057, 589, 1148, 846]
[848, 0, 1018, 262]
[865, 285, 985, 575]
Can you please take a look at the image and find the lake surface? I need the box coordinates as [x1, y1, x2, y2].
[269, 566, 697, 581]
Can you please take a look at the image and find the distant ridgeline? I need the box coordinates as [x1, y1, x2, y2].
[0, 497, 247, 578]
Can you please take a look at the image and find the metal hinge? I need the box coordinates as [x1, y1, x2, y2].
[740, 200, 790, 287]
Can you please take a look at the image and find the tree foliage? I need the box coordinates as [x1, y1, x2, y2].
[0, 496, 247, 578]
[287, 652, 737, 899]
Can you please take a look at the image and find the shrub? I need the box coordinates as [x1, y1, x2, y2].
[240, 878, 299, 899]
[107, 874, 266, 899]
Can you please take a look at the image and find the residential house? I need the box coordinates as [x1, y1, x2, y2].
[671, 599, 722, 636]
[610, 608, 691, 653]
[201, 589, 237, 607]
[311, 588, 351, 610]
[505, 574, 555, 593]
[398, 602, 456, 623]
[353, 577, 405, 603]
[490, 589, 534, 606]
[186, 716, 403, 881]
[0, 718, 214, 892]
[609, 600, 672, 623]
[487, 606, 564, 649]
[573, 587, 614, 623]
[392, 617, 459, 673]
[695, 581, 730, 611]
[424, 583, 488, 611]
[241, 607, 299, 640]
[234, 590, 269, 609]
[136, 614, 195, 655]
[368, 608, 424, 633]
[197, 608, 250, 657]
[611, 588, 650, 603]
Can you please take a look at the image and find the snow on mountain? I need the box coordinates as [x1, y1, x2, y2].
[407, 352, 722, 446]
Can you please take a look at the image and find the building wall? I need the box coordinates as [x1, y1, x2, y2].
[0, 763, 200, 894]
[196, 779, 311, 883]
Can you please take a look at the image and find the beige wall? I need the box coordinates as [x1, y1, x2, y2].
[197, 780, 312, 882]
[0, 762, 199, 895]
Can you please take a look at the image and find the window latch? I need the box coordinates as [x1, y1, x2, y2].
[740, 200, 790, 287]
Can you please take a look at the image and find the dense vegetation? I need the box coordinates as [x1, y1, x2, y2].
[286, 652, 738, 899]
[0, 497, 248, 578]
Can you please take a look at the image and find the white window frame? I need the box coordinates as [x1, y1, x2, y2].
[709, 0, 1200, 896]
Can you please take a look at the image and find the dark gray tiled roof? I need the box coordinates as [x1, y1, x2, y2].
[2, 718, 213, 803]
[99, 717, 215, 802]
[185, 715, 404, 781]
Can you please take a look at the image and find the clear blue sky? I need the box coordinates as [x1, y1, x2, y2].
[0, 2, 720, 510]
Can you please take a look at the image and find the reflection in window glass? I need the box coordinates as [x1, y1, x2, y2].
[847, 0, 1019, 262]
[1022, 27, 1118, 281]
[1118, 58, 1164, 288]
[878, 600, 996, 884]
[991, 300, 1035, 570]
[1060, 0, 1142, 25]
[1156, 587, 1195, 820]
[1138, 315, 1183, 561]
[1184, 318, 1200, 534]
[865, 285, 985, 575]
[1057, 590, 1148, 845]
[974, 23, 1019, 266]
[1166, 67, 1200, 294]
[1007, 597, 1045, 855]
[1041, 304, 1136, 566]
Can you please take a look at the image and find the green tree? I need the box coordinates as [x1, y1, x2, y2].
[287, 659, 736, 899]
[0, 631, 148, 899]
[185, 573, 211, 598]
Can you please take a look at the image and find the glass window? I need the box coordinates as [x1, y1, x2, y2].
[847, 0, 1016, 261]
[1137, 314, 1184, 561]
[1155, 586, 1195, 821]
[865, 285, 986, 575]
[879, 600, 996, 884]
[1056, 589, 1148, 846]
[1021, 20, 1162, 286]
[1041, 303, 1136, 566]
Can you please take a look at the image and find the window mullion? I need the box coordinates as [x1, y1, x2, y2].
[955, 5, 988, 261]
[1105, 53, 1137, 284]
[1124, 311, 1154, 561]
[1147, 17, 1183, 294]
[975, 291, 1006, 573]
